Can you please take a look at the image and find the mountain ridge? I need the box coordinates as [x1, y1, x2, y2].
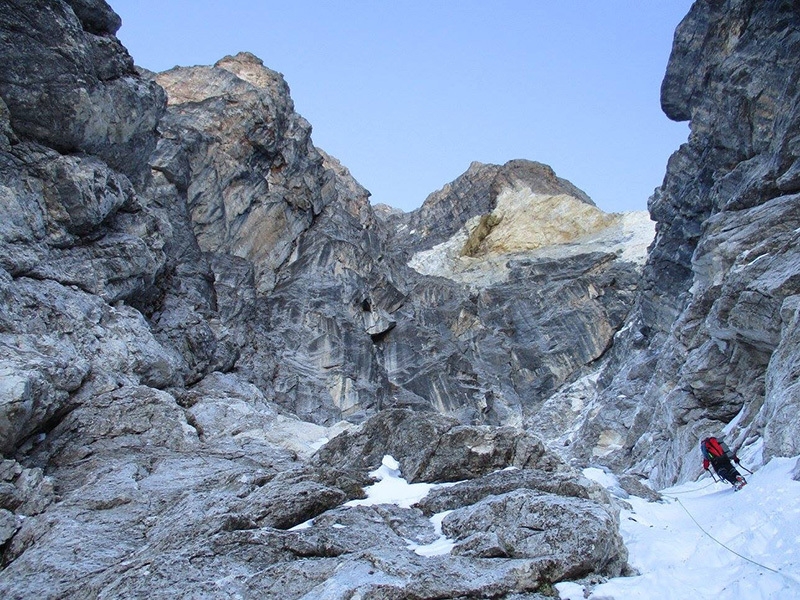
[0, 0, 798, 597]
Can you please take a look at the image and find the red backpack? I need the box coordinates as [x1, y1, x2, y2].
[703, 437, 726, 459]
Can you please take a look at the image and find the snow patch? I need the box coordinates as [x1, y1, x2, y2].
[583, 467, 620, 490]
[344, 455, 435, 509]
[556, 581, 587, 600]
[332, 455, 460, 556]
[288, 519, 314, 531]
[407, 510, 456, 556]
[583, 467, 628, 499]
[309, 437, 329, 451]
[588, 456, 800, 599]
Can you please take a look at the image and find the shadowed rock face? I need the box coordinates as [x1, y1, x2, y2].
[361, 158, 650, 427]
[0, 0, 163, 182]
[1, 0, 797, 596]
[574, 0, 800, 486]
[0, 0, 179, 455]
[150, 60, 644, 428]
[0, 1, 638, 595]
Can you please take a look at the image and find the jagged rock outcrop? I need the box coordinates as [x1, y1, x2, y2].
[0, 0, 163, 182]
[152, 52, 331, 294]
[573, 0, 800, 486]
[251, 150, 407, 424]
[4, 0, 797, 595]
[369, 160, 652, 426]
[0, 403, 627, 598]
[0, 0, 180, 456]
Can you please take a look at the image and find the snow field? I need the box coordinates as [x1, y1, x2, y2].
[577, 457, 800, 600]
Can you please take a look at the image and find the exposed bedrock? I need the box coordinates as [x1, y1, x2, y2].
[0, 402, 627, 598]
[0, 0, 163, 182]
[574, 0, 800, 486]
[2, 0, 799, 595]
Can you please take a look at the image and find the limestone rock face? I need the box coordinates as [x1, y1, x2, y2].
[761, 295, 800, 459]
[10, 0, 800, 595]
[371, 161, 651, 426]
[0, 403, 627, 598]
[0, 0, 163, 181]
[153, 52, 330, 294]
[0, 0, 188, 458]
[574, 0, 800, 486]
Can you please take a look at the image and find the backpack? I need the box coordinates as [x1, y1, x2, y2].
[702, 437, 728, 460]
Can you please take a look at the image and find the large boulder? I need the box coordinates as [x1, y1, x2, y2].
[442, 489, 627, 578]
[311, 408, 564, 484]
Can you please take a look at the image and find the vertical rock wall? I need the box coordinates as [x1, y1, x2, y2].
[576, 0, 800, 486]
[0, 0, 178, 453]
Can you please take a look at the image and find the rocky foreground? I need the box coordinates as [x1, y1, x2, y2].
[0, 0, 798, 597]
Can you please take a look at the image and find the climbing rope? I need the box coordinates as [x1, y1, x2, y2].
[662, 493, 800, 587]
[661, 480, 717, 494]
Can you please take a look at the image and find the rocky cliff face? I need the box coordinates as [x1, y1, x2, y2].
[372, 160, 650, 427]
[573, 0, 800, 487]
[0, 0, 175, 454]
[0, 1, 643, 596]
[1, 0, 797, 596]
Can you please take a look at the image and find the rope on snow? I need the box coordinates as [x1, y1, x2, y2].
[662, 494, 800, 588]
[661, 480, 717, 494]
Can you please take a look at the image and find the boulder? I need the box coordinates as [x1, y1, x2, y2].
[415, 468, 609, 516]
[311, 409, 564, 484]
[442, 489, 627, 578]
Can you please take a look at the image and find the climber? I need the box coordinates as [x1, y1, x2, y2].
[701, 436, 746, 490]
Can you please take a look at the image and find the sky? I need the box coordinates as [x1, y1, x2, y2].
[111, 1, 695, 213]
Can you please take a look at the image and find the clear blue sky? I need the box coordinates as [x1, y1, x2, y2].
[112, 1, 694, 213]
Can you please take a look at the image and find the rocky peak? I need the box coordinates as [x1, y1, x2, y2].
[489, 159, 595, 206]
[382, 158, 597, 256]
[404, 160, 653, 288]
[152, 52, 328, 293]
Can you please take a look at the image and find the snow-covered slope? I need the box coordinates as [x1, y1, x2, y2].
[568, 457, 800, 599]
[290, 451, 799, 599]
